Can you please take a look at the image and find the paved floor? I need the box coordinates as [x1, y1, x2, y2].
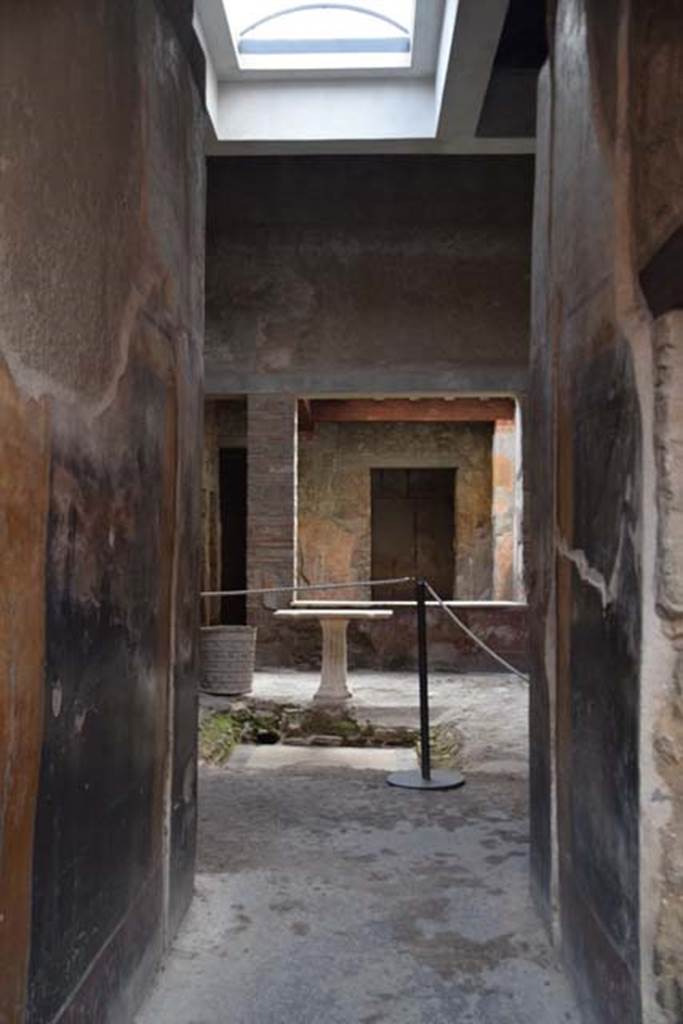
[206, 671, 529, 776]
[137, 746, 580, 1024]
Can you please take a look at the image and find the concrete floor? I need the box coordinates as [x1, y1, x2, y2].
[137, 744, 580, 1024]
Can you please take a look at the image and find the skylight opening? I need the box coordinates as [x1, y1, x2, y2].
[225, 1, 416, 71]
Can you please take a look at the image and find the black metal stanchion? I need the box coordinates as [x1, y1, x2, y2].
[417, 576, 432, 782]
[387, 580, 465, 791]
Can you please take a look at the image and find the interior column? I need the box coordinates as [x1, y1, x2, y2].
[247, 394, 298, 651]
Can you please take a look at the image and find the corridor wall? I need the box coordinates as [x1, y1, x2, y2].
[528, 2, 683, 1021]
[0, 2, 206, 1020]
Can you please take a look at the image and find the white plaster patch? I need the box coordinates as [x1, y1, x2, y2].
[51, 680, 63, 718]
[556, 519, 627, 612]
[74, 706, 90, 734]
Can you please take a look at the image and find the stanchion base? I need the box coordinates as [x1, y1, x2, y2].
[386, 769, 465, 790]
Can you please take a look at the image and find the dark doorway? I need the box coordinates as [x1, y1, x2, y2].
[220, 448, 247, 624]
[371, 468, 455, 600]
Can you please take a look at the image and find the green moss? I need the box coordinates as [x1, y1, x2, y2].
[299, 708, 363, 741]
[199, 712, 239, 765]
[200, 701, 417, 753]
[237, 708, 282, 743]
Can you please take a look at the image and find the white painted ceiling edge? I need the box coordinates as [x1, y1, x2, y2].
[193, 0, 535, 154]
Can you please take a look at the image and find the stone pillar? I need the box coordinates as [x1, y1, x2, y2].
[247, 394, 298, 641]
[314, 620, 352, 704]
[492, 417, 516, 599]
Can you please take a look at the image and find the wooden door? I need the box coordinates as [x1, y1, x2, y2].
[371, 468, 455, 600]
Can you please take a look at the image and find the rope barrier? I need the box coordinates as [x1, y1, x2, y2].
[200, 576, 413, 598]
[423, 581, 529, 683]
[201, 575, 528, 681]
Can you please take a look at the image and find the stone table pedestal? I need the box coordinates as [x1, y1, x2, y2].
[274, 608, 394, 705]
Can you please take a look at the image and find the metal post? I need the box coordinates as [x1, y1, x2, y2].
[386, 579, 465, 791]
[416, 579, 431, 781]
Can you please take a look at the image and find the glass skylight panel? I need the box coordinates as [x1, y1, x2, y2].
[225, 1, 416, 70]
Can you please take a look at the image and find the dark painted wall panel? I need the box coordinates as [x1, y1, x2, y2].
[169, 383, 203, 935]
[530, 2, 646, 1020]
[561, 337, 642, 1021]
[0, 1, 205, 1021]
[29, 349, 176, 1023]
[527, 61, 554, 922]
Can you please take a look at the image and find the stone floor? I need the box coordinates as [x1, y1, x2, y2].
[203, 670, 529, 776]
[137, 743, 580, 1024]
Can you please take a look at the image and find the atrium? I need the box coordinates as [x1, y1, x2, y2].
[0, 3, 681, 1024]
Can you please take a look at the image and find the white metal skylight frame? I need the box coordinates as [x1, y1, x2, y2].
[225, 1, 416, 71]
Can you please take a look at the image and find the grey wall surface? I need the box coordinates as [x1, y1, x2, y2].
[205, 155, 534, 397]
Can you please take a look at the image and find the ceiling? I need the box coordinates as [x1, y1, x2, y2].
[192, 0, 547, 154]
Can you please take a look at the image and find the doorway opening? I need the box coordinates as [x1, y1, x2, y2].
[219, 448, 247, 625]
[371, 467, 455, 600]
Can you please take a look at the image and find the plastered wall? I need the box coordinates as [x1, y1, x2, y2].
[204, 155, 533, 398]
[0, 2, 205, 1020]
[529, 2, 683, 1022]
[298, 421, 494, 600]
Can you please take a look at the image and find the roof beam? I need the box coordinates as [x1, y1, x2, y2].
[307, 398, 516, 424]
[435, 0, 510, 139]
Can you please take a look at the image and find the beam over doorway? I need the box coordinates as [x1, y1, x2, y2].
[302, 397, 515, 426]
